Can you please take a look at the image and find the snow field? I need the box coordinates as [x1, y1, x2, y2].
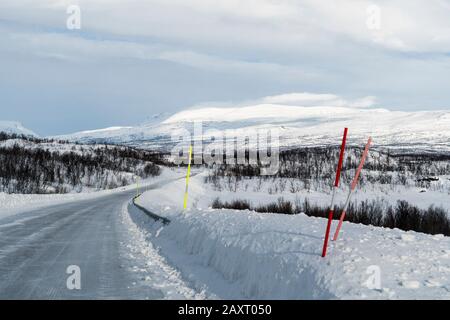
[140, 171, 450, 215]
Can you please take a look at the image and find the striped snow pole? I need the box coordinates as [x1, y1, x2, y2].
[183, 144, 193, 210]
[332, 137, 372, 241]
[321, 128, 348, 258]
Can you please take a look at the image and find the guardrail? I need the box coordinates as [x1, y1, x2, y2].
[132, 194, 170, 225]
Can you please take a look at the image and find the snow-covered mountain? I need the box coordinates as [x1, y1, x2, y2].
[54, 94, 450, 153]
[0, 121, 37, 137]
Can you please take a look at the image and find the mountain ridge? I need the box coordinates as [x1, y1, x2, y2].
[53, 103, 450, 153]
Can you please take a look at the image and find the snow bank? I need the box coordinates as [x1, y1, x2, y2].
[120, 201, 206, 299]
[132, 174, 450, 299]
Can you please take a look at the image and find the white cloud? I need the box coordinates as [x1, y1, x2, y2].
[189, 92, 377, 110]
[0, 27, 315, 80]
[3, 0, 450, 54]
[260, 93, 376, 108]
[0, 0, 449, 135]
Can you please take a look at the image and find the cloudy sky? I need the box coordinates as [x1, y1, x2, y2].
[1, 0, 449, 135]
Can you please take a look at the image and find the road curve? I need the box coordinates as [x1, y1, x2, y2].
[0, 186, 162, 299]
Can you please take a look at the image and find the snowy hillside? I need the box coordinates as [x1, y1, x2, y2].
[0, 121, 37, 137]
[53, 113, 174, 150]
[55, 93, 450, 153]
[0, 133, 161, 194]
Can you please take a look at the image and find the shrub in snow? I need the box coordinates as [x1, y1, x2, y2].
[211, 197, 450, 236]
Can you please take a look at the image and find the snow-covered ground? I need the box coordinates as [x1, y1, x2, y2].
[210, 177, 450, 213]
[129, 171, 450, 299]
[139, 171, 450, 214]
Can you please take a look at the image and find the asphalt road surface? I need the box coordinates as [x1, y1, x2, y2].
[0, 187, 162, 299]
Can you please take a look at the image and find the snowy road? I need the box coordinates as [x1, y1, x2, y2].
[0, 183, 193, 299]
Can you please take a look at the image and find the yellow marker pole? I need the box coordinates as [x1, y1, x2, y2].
[136, 176, 140, 203]
[183, 145, 193, 210]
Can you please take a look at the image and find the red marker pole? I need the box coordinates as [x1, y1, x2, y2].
[333, 137, 372, 241]
[321, 128, 348, 258]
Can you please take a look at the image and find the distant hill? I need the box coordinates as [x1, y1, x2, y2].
[54, 102, 450, 154]
[0, 121, 37, 137]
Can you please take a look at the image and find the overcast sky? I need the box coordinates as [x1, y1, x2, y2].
[1, 0, 449, 135]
